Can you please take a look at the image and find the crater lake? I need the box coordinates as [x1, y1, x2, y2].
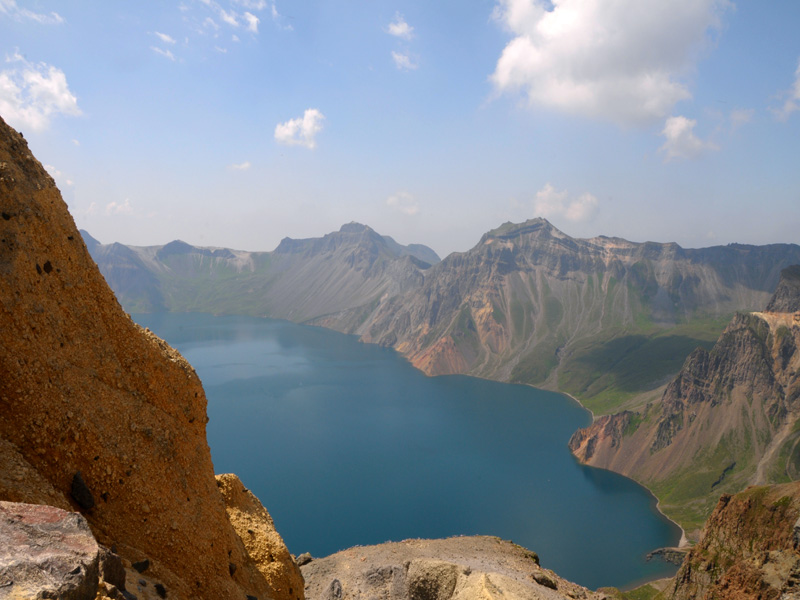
[134, 312, 681, 590]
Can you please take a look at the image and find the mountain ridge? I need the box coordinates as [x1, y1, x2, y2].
[85, 218, 800, 416]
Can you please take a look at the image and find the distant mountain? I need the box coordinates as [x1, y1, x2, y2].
[349, 218, 800, 413]
[570, 265, 800, 536]
[82, 224, 440, 322]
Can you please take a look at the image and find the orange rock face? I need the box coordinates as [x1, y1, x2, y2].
[0, 116, 299, 599]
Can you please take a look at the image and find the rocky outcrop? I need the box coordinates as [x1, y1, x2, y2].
[0, 116, 298, 598]
[0, 501, 100, 600]
[767, 265, 800, 313]
[570, 266, 800, 537]
[216, 474, 304, 600]
[670, 482, 800, 600]
[300, 536, 603, 600]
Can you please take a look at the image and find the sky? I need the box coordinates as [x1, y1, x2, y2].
[1, 0, 799, 258]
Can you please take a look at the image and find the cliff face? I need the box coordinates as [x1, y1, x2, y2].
[0, 116, 301, 598]
[670, 482, 800, 600]
[570, 266, 800, 536]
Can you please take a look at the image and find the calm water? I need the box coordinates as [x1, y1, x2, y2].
[135, 312, 680, 590]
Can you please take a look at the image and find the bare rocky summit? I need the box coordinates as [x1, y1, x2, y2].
[0, 115, 301, 599]
[300, 536, 603, 600]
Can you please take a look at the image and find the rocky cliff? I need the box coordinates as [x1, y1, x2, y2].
[670, 482, 800, 600]
[570, 266, 800, 536]
[0, 116, 302, 598]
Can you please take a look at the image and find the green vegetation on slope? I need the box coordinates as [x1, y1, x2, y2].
[560, 318, 728, 415]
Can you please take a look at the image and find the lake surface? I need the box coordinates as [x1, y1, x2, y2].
[134, 312, 681, 590]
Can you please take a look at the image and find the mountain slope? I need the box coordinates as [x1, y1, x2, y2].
[354, 219, 800, 413]
[570, 265, 800, 536]
[84, 222, 440, 322]
[669, 482, 800, 600]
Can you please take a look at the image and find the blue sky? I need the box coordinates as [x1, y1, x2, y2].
[1, 0, 798, 257]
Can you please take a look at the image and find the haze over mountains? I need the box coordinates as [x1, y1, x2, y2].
[85, 218, 800, 415]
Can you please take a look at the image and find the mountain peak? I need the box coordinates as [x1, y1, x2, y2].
[765, 264, 800, 313]
[480, 218, 567, 246]
[339, 222, 375, 234]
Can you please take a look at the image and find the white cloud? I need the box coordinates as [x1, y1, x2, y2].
[729, 108, 754, 133]
[491, 0, 731, 126]
[0, 53, 81, 132]
[234, 0, 267, 9]
[773, 58, 800, 121]
[72, 138, 80, 146]
[229, 160, 251, 170]
[274, 109, 325, 149]
[232, 34, 240, 42]
[387, 13, 414, 40]
[214, 46, 228, 53]
[219, 8, 238, 27]
[659, 115, 718, 161]
[151, 46, 176, 61]
[386, 191, 420, 216]
[392, 51, 418, 71]
[204, 17, 220, 30]
[0, 0, 63, 24]
[105, 199, 133, 215]
[155, 31, 177, 44]
[533, 183, 598, 222]
[243, 11, 259, 33]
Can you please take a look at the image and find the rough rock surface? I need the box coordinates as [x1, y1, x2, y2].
[0, 501, 100, 600]
[301, 536, 603, 600]
[216, 473, 305, 600]
[0, 115, 287, 599]
[670, 482, 800, 600]
[766, 265, 800, 313]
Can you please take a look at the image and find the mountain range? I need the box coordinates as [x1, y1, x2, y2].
[85, 218, 800, 417]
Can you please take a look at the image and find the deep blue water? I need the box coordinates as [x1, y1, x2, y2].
[134, 312, 681, 590]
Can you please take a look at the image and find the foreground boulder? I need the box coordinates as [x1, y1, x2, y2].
[0, 115, 298, 599]
[217, 473, 305, 600]
[301, 536, 603, 600]
[0, 501, 99, 600]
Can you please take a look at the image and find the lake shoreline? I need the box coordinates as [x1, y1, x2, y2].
[559, 390, 689, 551]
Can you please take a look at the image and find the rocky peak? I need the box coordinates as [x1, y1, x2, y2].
[339, 221, 374, 234]
[766, 264, 800, 313]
